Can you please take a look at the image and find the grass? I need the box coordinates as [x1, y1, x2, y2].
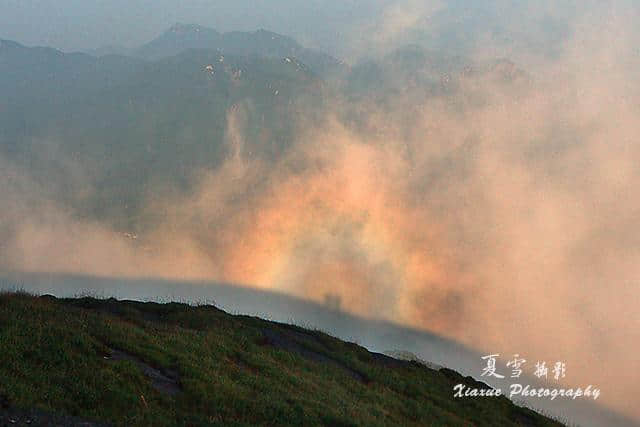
[0, 292, 564, 426]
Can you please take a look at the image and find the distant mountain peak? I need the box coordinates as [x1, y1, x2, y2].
[254, 28, 283, 38]
[133, 24, 345, 75]
[161, 23, 221, 39]
[167, 23, 211, 34]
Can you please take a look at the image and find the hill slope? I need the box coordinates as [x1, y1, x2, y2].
[0, 293, 562, 426]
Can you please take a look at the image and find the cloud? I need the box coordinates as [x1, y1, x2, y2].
[2, 1, 640, 423]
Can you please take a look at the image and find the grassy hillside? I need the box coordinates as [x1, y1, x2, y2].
[0, 292, 562, 426]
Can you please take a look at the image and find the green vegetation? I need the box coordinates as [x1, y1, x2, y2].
[0, 292, 563, 426]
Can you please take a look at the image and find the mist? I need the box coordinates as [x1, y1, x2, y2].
[2, 1, 640, 425]
[0, 1, 585, 59]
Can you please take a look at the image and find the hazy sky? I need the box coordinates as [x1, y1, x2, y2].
[0, 0, 586, 59]
[0, 0, 381, 53]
